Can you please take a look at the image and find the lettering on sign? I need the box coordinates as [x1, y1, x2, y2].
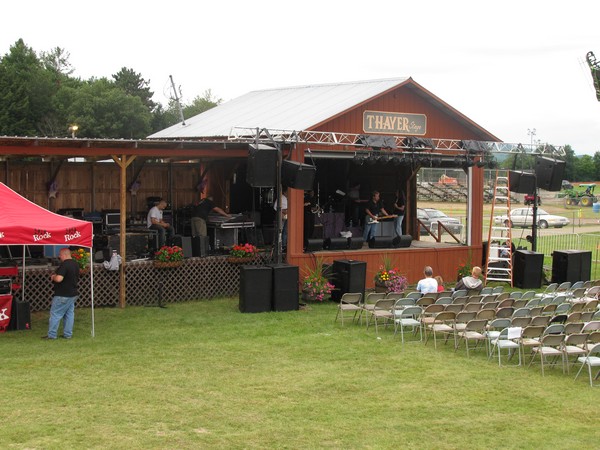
[363, 110, 426, 135]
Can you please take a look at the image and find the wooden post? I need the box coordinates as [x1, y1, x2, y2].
[111, 154, 136, 308]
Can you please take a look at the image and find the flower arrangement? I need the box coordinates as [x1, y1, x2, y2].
[302, 256, 334, 302]
[457, 261, 472, 279]
[229, 243, 258, 259]
[374, 255, 408, 293]
[71, 248, 90, 270]
[154, 245, 184, 262]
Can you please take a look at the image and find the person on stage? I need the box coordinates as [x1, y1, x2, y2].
[363, 190, 390, 242]
[393, 189, 406, 237]
[147, 198, 175, 248]
[274, 187, 289, 249]
[191, 196, 230, 238]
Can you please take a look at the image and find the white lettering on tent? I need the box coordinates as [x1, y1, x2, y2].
[0, 231, 4, 238]
[64, 230, 81, 242]
[32, 231, 52, 242]
[0, 308, 8, 321]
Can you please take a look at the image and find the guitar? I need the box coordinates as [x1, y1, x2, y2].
[366, 214, 397, 224]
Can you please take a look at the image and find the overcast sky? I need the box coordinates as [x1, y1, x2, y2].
[3, 1, 599, 154]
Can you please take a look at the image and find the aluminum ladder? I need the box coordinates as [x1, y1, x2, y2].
[485, 171, 513, 285]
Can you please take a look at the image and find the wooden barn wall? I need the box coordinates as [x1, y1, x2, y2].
[3, 161, 202, 215]
[316, 86, 486, 139]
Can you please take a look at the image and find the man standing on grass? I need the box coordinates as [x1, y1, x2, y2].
[43, 247, 79, 340]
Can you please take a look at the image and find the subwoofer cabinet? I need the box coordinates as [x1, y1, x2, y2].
[268, 263, 299, 311]
[331, 259, 366, 301]
[552, 250, 591, 283]
[239, 266, 272, 313]
[513, 250, 544, 289]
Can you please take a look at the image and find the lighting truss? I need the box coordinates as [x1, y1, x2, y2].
[228, 127, 565, 158]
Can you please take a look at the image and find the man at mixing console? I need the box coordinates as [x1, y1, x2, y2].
[191, 196, 231, 238]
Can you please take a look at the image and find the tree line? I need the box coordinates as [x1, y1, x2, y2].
[0, 39, 219, 139]
[1, 39, 598, 182]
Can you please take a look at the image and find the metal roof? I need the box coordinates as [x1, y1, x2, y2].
[148, 77, 411, 139]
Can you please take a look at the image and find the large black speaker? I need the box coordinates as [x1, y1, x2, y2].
[509, 171, 536, 194]
[172, 235, 192, 258]
[304, 238, 324, 252]
[348, 237, 364, 250]
[331, 259, 366, 301]
[392, 235, 412, 248]
[269, 264, 299, 311]
[107, 233, 149, 258]
[247, 147, 278, 187]
[8, 299, 31, 331]
[552, 250, 592, 283]
[368, 236, 394, 248]
[535, 157, 566, 192]
[513, 250, 544, 288]
[239, 266, 272, 313]
[281, 160, 316, 190]
[191, 236, 210, 257]
[324, 237, 349, 250]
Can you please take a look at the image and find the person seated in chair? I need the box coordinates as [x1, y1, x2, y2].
[454, 266, 483, 293]
[147, 199, 174, 248]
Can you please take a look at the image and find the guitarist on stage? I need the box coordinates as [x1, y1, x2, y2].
[363, 190, 392, 242]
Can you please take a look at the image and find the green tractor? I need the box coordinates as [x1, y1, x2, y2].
[563, 183, 598, 206]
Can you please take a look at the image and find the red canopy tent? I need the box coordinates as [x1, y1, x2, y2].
[0, 182, 95, 336]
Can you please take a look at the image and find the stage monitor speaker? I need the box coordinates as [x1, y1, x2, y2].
[513, 250, 544, 289]
[331, 259, 366, 301]
[552, 250, 592, 283]
[324, 237, 349, 250]
[368, 236, 394, 249]
[304, 238, 323, 252]
[348, 237, 364, 250]
[392, 235, 412, 248]
[192, 236, 210, 257]
[239, 266, 272, 313]
[508, 171, 536, 194]
[246, 146, 278, 187]
[281, 160, 316, 190]
[172, 235, 192, 258]
[535, 157, 566, 192]
[8, 299, 31, 331]
[268, 264, 299, 311]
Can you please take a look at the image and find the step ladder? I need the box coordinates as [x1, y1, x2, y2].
[485, 171, 513, 285]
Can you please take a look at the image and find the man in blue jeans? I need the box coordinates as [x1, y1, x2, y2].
[363, 190, 390, 242]
[43, 247, 79, 340]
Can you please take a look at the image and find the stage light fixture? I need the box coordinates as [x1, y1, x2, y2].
[366, 155, 378, 165]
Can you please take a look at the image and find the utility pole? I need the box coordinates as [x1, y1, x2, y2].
[169, 75, 186, 125]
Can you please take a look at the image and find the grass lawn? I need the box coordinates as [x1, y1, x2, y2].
[1, 298, 598, 449]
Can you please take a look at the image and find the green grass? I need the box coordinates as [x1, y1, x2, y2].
[1, 299, 598, 449]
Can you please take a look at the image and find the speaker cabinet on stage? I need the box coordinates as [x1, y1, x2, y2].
[552, 250, 592, 283]
[368, 236, 394, 249]
[348, 237, 364, 250]
[325, 237, 348, 250]
[535, 157, 566, 192]
[107, 233, 149, 258]
[268, 264, 299, 311]
[392, 235, 412, 248]
[191, 236, 210, 257]
[304, 238, 324, 252]
[239, 266, 272, 313]
[8, 299, 31, 331]
[172, 235, 192, 258]
[331, 259, 366, 301]
[509, 171, 536, 194]
[247, 146, 277, 187]
[513, 250, 544, 289]
[281, 160, 316, 190]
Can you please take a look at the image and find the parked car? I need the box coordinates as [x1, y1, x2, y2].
[494, 208, 570, 229]
[417, 208, 463, 235]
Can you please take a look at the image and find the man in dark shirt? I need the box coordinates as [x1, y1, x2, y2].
[43, 247, 80, 340]
[363, 190, 390, 242]
[191, 196, 230, 237]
